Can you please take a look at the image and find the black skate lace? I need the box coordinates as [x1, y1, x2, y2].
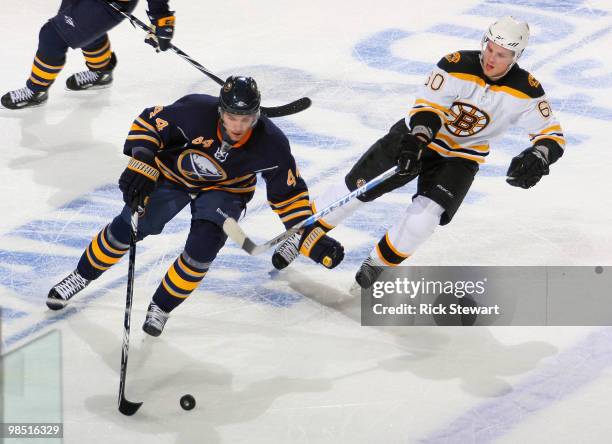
[360, 257, 384, 281]
[146, 304, 169, 330]
[75, 70, 100, 86]
[54, 272, 89, 299]
[275, 233, 301, 262]
[363, 256, 383, 268]
[9, 87, 34, 103]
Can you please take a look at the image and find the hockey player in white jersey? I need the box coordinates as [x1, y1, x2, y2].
[271, 16, 566, 288]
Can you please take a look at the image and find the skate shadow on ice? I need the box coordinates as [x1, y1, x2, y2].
[275, 268, 557, 398]
[6, 93, 124, 207]
[67, 311, 331, 444]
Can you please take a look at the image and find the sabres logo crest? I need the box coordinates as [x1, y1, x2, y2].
[178, 150, 227, 182]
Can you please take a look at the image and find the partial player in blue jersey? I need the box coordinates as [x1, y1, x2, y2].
[1, 0, 175, 109]
[45, 76, 345, 336]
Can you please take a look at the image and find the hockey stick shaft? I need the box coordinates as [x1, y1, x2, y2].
[108, 3, 311, 118]
[223, 165, 400, 255]
[118, 210, 143, 416]
[108, 3, 223, 84]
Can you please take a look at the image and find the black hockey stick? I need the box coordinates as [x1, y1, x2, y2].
[223, 166, 400, 255]
[118, 210, 143, 416]
[108, 3, 311, 118]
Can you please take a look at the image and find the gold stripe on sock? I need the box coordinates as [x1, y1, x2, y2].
[34, 56, 63, 70]
[82, 40, 110, 56]
[84, 49, 112, 65]
[31, 64, 59, 80]
[29, 76, 51, 87]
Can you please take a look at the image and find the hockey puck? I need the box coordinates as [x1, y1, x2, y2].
[180, 394, 196, 411]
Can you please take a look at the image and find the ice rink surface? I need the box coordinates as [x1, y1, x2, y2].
[2, 0, 612, 442]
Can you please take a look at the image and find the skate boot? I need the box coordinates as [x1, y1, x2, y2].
[65, 53, 117, 91]
[271, 232, 301, 270]
[1, 86, 48, 109]
[142, 301, 169, 337]
[46, 270, 91, 310]
[355, 256, 385, 289]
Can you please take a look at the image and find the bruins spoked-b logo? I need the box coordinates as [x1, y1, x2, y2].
[445, 102, 490, 137]
[178, 150, 227, 182]
[444, 52, 461, 63]
[528, 74, 540, 88]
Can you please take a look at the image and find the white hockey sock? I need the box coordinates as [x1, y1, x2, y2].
[370, 195, 444, 265]
[312, 182, 365, 229]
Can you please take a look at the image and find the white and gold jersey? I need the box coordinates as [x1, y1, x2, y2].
[407, 50, 565, 164]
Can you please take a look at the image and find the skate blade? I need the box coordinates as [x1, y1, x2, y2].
[46, 297, 68, 311]
[64, 83, 113, 92]
[0, 101, 47, 111]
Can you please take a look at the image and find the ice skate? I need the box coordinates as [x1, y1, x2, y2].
[1, 86, 48, 109]
[355, 256, 385, 289]
[271, 232, 301, 270]
[46, 270, 91, 310]
[65, 53, 117, 91]
[142, 301, 170, 337]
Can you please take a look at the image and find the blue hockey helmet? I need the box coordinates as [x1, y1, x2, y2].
[219, 76, 261, 115]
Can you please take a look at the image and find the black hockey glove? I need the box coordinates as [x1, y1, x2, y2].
[397, 125, 432, 176]
[506, 146, 550, 189]
[298, 226, 345, 269]
[118, 156, 159, 210]
[145, 11, 175, 52]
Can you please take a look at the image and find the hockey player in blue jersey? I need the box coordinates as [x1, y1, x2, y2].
[1, 0, 175, 109]
[45, 76, 345, 336]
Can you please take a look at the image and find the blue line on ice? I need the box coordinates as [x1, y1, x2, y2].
[418, 327, 612, 443]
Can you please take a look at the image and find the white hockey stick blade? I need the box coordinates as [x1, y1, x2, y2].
[223, 218, 301, 255]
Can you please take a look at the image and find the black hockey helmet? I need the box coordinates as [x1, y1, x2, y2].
[219, 76, 261, 115]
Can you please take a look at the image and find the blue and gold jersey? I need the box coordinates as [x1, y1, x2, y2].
[124, 94, 312, 228]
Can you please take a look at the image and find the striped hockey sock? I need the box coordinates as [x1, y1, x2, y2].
[26, 52, 65, 92]
[77, 224, 129, 280]
[152, 252, 209, 313]
[82, 36, 113, 71]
